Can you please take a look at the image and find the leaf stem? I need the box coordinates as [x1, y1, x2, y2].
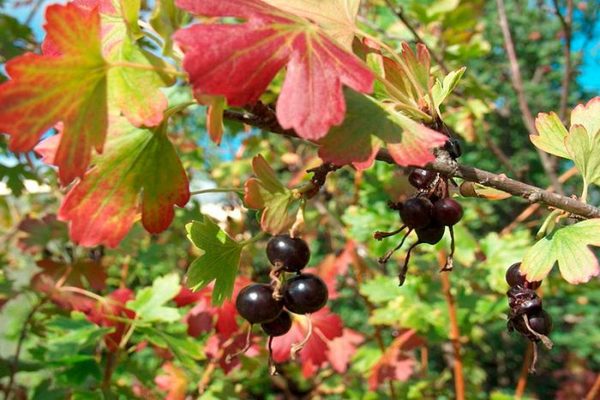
[240, 231, 267, 247]
[190, 187, 244, 196]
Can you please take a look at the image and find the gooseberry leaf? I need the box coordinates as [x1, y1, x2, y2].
[432, 67, 466, 112]
[318, 91, 448, 169]
[53, 116, 190, 248]
[531, 112, 570, 158]
[263, 0, 359, 49]
[244, 155, 300, 234]
[533, 98, 600, 189]
[71, 0, 173, 128]
[521, 219, 600, 284]
[127, 274, 181, 323]
[0, 3, 107, 185]
[186, 218, 245, 305]
[173, 0, 374, 140]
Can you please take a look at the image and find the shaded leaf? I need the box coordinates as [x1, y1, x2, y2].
[173, 0, 373, 139]
[521, 219, 600, 284]
[185, 218, 245, 305]
[318, 91, 448, 169]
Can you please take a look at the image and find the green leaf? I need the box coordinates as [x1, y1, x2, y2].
[566, 124, 600, 187]
[186, 217, 245, 305]
[140, 326, 204, 370]
[521, 219, 600, 284]
[150, 0, 188, 56]
[432, 67, 466, 111]
[127, 273, 181, 322]
[531, 112, 570, 158]
[243, 155, 299, 234]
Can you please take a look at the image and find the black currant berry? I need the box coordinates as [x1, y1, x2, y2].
[514, 309, 553, 337]
[261, 311, 292, 337]
[408, 168, 437, 189]
[528, 310, 553, 335]
[505, 263, 541, 289]
[399, 197, 433, 229]
[282, 274, 328, 314]
[416, 223, 445, 244]
[266, 234, 310, 272]
[433, 198, 463, 226]
[235, 284, 282, 324]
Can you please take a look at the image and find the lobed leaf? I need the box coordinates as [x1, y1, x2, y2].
[318, 91, 448, 169]
[0, 3, 107, 185]
[185, 218, 245, 305]
[521, 219, 600, 284]
[55, 116, 190, 248]
[173, 0, 373, 140]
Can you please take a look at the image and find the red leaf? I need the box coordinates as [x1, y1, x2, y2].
[173, 0, 373, 140]
[205, 331, 261, 374]
[86, 288, 136, 352]
[17, 214, 68, 253]
[0, 3, 107, 185]
[271, 307, 344, 377]
[328, 329, 364, 373]
[34, 258, 107, 291]
[55, 116, 189, 247]
[155, 362, 188, 400]
[368, 329, 424, 390]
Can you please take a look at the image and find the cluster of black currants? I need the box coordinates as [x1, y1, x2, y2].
[505, 262, 553, 373]
[375, 167, 464, 285]
[233, 234, 328, 369]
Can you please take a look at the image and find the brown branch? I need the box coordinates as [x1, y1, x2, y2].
[439, 253, 465, 400]
[552, 0, 574, 122]
[223, 108, 600, 219]
[585, 374, 600, 400]
[495, 0, 564, 195]
[514, 342, 533, 399]
[382, 0, 450, 74]
[501, 166, 578, 235]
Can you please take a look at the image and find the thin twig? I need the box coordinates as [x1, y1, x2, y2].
[439, 254, 465, 400]
[585, 374, 600, 400]
[5, 298, 46, 399]
[514, 342, 533, 399]
[495, 0, 564, 195]
[552, 0, 574, 122]
[501, 166, 578, 235]
[222, 108, 600, 220]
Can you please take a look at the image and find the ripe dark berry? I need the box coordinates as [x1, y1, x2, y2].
[505, 263, 541, 289]
[399, 197, 433, 229]
[261, 311, 292, 337]
[282, 274, 328, 314]
[528, 310, 553, 335]
[416, 224, 445, 244]
[433, 198, 463, 226]
[235, 284, 282, 324]
[266, 235, 310, 272]
[408, 168, 437, 189]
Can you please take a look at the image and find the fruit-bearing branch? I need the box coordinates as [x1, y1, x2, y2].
[222, 106, 600, 220]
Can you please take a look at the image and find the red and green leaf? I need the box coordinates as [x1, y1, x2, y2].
[318, 90, 448, 169]
[55, 116, 189, 248]
[173, 0, 374, 140]
[244, 155, 300, 234]
[0, 3, 107, 185]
